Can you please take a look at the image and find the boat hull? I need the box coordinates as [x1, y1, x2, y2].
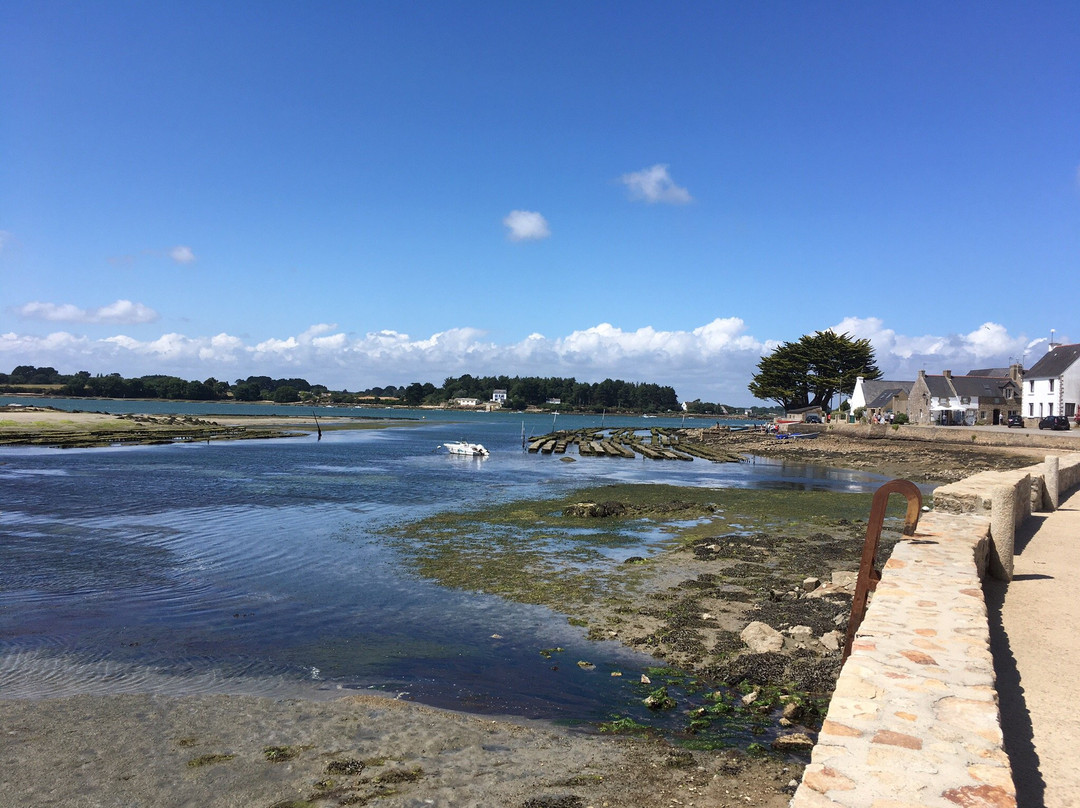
[444, 441, 489, 456]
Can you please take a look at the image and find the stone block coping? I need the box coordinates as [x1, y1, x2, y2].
[790, 453, 1080, 808]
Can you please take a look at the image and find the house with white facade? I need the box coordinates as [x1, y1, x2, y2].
[850, 376, 915, 418]
[491, 389, 507, 405]
[1023, 343, 1080, 420]
[908, 369, 1021, 426]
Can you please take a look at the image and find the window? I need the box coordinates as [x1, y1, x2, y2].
[1030, 403, 1034, 416]
[1006, 388, 1013, 399]
[1030, 380, 1035, 393]
[1050, 379, 1055, 392]
[938, 397, 950, 406]
[960, 396, 971, 405]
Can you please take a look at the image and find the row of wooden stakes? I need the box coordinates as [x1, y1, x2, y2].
[526, 428, 743, 463]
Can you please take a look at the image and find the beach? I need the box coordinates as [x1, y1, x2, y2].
[0, 692, 800, 808]
[0, 406, 1051, 807]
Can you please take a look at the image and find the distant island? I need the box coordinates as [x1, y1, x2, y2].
[0, 365, 780, 418]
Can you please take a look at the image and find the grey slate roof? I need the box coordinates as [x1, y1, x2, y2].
[949, 375, 1015, 398]
[860, 379, 914, 402]
[924, 376, 955, 397]
[967, 368, 1010, 377]
[1026, 344, 1080, 379]
[866, 388, 905, 409]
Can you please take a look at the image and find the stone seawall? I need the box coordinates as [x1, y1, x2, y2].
[789, 453, 1080, 808]
[802, 421, 1080, 451]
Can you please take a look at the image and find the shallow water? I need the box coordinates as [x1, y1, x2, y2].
[0, 408, 893, 728]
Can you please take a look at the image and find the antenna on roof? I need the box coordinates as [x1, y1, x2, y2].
[1049, 329, 1060, 351]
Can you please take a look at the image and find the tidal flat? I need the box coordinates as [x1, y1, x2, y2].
[383, 481, 910, 744]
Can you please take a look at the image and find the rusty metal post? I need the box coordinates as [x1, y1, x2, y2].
[841, 479, 923, 661]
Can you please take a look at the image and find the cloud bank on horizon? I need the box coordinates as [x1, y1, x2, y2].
[0, 307, 1057, 405]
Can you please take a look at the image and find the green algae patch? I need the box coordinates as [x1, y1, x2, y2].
[263, 745, 310, 763]
[186, 752, 236, 767]
[380, 482, 900, 617]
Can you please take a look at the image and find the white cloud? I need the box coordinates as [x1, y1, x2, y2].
[620, 164, 692, 204]
[0, 316, 1049, 405]
[503, 210, 551, 241]
[829, 317, 1042, 376]
[16, 299, 159, 325]
[169, 245, 196, 264]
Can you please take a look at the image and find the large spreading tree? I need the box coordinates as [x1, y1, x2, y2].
[748, 330, 880, 411]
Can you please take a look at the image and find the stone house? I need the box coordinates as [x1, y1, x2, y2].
[850, 376, 915, 419]
[908, 369, 1021, 426]
[1023, 343, 1080, 420]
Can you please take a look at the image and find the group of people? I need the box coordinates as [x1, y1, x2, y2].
[871, 411, 895, 424]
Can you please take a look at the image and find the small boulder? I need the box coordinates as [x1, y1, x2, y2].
[831, 571, 858, 590]
[802, 577, 821, 592]
[741, 621, 784, 653]
[772, 732, 815, 752]
[820, 630, 843, 652]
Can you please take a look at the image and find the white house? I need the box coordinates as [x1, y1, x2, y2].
[1023, 343, 1080, 420]
[850, 376, 915, 413]
[491, 389, 507, 404]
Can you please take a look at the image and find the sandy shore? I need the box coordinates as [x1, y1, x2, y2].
[0, 692, 799, 807]
[0, 406, 409, 447]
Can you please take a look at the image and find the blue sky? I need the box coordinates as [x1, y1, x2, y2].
[2, 2, 1078, 404]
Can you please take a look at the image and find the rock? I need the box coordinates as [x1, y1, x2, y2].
[741, 621, 784, 653]
[741, 688, 760, 706]
[831, 571, 858, 589]
[820, 630, 842, 652]
[802, 577, 821, 592]
[787, 625, 814, 640]
[644, 686, 677, 710]
[772, 732, 815, 752]
[781, 700, 804, 721]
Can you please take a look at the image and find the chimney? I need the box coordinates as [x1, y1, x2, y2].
[918, 369, 926, 380]
[943, 369, 952, 379]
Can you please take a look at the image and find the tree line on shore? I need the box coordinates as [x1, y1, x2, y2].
[1, 364, 775, 415]
[4, 330, 877, 416]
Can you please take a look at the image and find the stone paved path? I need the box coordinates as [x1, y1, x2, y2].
[987, 487, 1080, 808]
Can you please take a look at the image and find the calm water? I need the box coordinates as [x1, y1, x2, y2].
[0, 402, 894, 728]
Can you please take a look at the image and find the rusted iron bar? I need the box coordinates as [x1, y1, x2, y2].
[842, 479, 923, 661]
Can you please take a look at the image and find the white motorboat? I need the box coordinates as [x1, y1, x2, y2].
[443, 440, 489, 456]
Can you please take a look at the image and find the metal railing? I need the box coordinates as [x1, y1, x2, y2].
[842, 479, 924, 661]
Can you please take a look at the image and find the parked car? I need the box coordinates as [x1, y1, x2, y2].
[1006, 414, 1024, 428]
[804, 414, 822, 424]
[1038, 415, 1070, 431]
